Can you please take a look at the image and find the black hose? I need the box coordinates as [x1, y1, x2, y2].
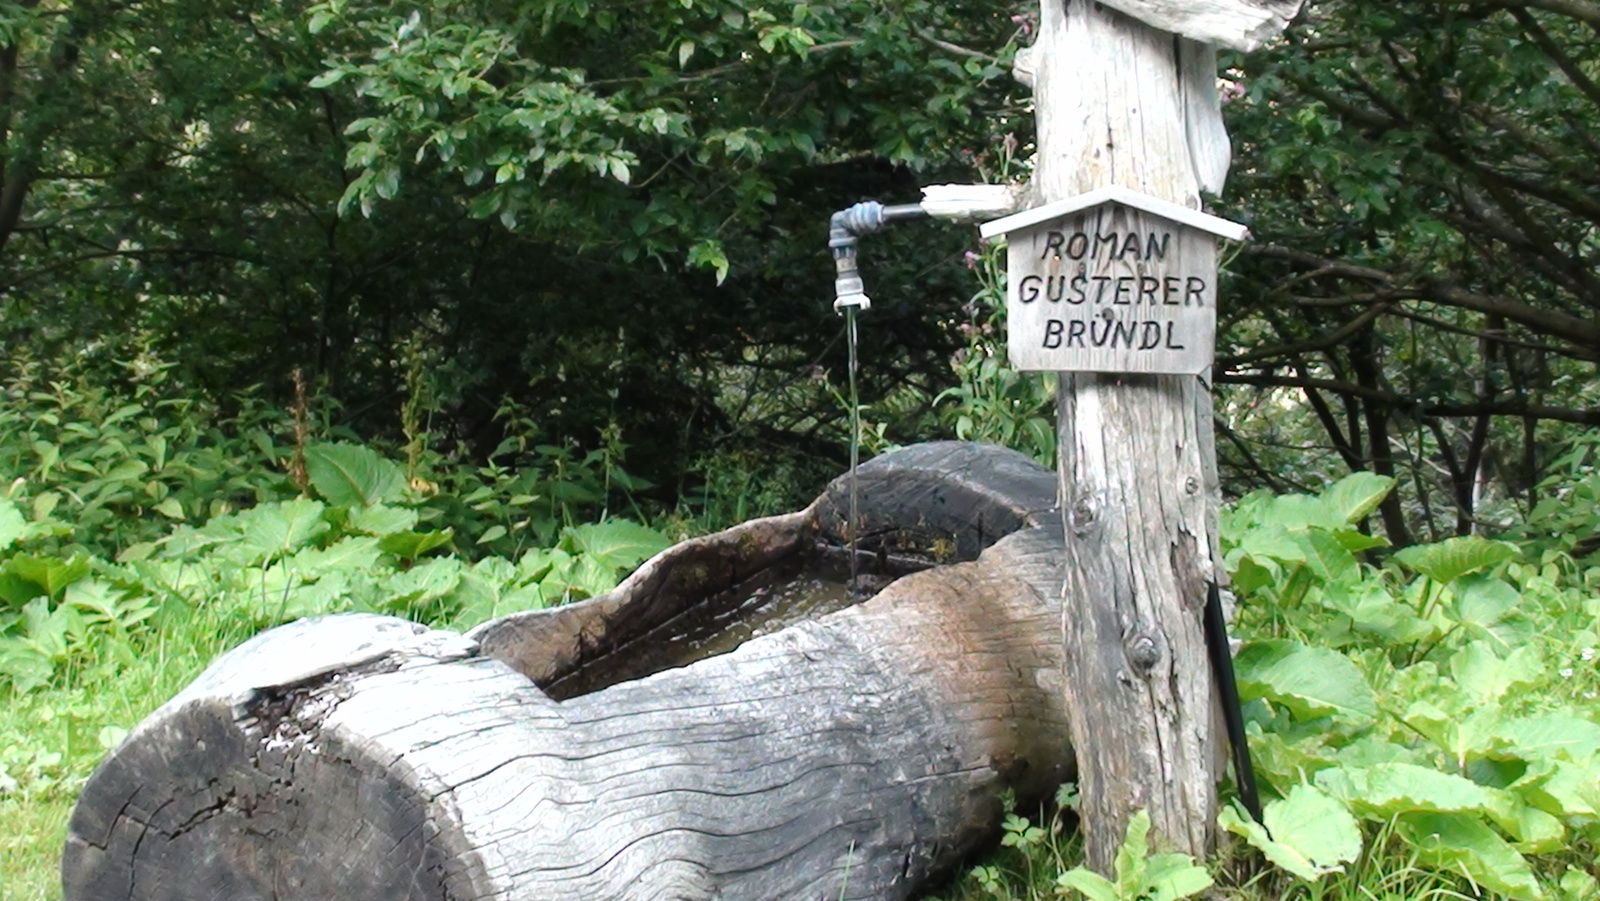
[1205, 581, 1262, 822]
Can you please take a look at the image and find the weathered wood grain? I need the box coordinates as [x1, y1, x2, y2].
[1092, 0, 1303, 51]
[469, 507, 819, 695]
[1179, 40, 1231, 194]
[1000, 205, 1219, 375]
[815, 440, 1060, 562]
[63, 442, 1075, 901]
[1032, 0, 1223, 870]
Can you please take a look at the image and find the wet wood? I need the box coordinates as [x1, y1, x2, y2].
[62, 442, 1076, 901]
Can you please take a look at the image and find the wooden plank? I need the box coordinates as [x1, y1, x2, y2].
[1092, 0, 1303, 51]
[979, 186, 1247, 242]
[1002, 206, 1218, 375]
[1179, 39, 1232, 194]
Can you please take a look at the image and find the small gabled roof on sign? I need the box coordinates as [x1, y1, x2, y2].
[979, 185, 1250, 243]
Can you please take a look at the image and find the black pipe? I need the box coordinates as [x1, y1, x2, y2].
[1204, 581, 1261, 822]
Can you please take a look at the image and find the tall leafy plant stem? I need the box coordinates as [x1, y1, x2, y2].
[401, 335, 433, 490]
[290, 368, 311, 497]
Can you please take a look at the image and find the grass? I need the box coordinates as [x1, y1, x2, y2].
[3, 464, 1598, 901]
[1, 608, 257, 901]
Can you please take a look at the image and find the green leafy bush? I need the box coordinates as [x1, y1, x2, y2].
[935, 243, 1055, 468]
[1224, 474, 1600, 900]
[0, 362, 294, 558]
[0, 414, 669, 697]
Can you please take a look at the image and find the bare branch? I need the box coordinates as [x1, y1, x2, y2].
[1250, 245, 1600, 354]
[1217, 372, 1600, 425]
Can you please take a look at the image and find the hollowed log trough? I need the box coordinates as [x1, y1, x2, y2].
[63, 442, 1076, 901]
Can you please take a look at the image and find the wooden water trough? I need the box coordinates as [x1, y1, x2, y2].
[62, 442, 1078, 901]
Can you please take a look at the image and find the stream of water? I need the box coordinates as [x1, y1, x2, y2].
[844, 305, 862, 597]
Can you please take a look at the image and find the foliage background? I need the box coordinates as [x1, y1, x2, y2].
[3, 0, 1600, 898]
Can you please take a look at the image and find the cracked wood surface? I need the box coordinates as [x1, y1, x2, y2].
[62, 443, 1075, 901]
[1031, 0, 1228, 870]
[1092, 0, 1302, 51]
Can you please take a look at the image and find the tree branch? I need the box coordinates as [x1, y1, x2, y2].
[1217, 372, 1600, 424]
[912, 27, 1000, 62]
[1251, 244, 1600, 354]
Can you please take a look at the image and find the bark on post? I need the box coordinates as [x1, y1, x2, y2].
[1023, 0, 1295, 871]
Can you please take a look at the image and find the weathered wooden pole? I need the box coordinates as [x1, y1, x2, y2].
[998, 0, 1301, 871]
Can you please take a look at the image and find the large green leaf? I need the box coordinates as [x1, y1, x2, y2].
[1452, 575, 1521, 632]
[1141, 852, 1213, 901]
[1113, 809, 1153, 898]
[0, 499, 24, 550]
[1319, 472, 1395, 525]
[1450, 642, 1543, 707]
[1402, 700, 1499, 771]
[288, 536, 384, 576]
[379, 529, 453, 561]
[1483, 788, 1566, 853]
[4, 555, 92, 597]
[1294, 529, 1358, 584]
[1321, 580, 1431, 643]
[1258, 494, 1334, 532]
[1235, 640, 1377, 722]
[0, 636, 55, 693]
[1219, 786, 1362, 881]
[1492, 713, 1600, 765]
[1056, 868, 1118, 901]
[562, 520, 670, 573]
[346, 503, 419, 536]
[1399, 812, 1543, 901]
[303, 442, 407, 507]
[19, 596, 79, 659]
[236, 499, 330, 564]
[1515, 759, 1598, 819]
[1318, 762, 1491, 818]
[377, 558, 464, 614]
[1394, 536, 1518, 584]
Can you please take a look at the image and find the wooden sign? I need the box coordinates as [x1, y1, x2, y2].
[980, 186, 1247, 375]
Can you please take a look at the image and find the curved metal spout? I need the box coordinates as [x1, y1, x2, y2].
[828, 201, 930, 312]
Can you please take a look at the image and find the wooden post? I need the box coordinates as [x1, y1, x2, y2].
[1020, 0, 1299, 871]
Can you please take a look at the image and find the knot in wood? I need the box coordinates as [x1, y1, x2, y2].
[1125, 633, 1161, 673]
[1070, 498, 1096, 536]
[1184, 476, 1200, 495]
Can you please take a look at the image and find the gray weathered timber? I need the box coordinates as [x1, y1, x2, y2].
[1179, 40, 1231, 194]
[63, 442, 1075, 901]
[1000, 205, 1220, 375]
[1093, 0, 1302, 50]
[470, 507, 820, 696]
[815, 440, 1060, 561]
[1031, 0, 1222, 870]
